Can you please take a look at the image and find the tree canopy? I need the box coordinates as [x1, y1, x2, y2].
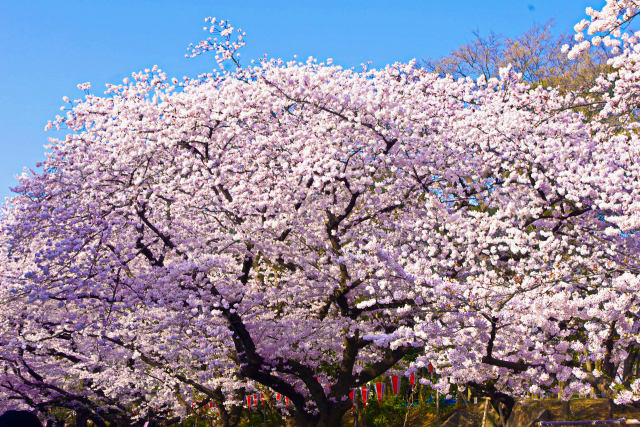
[1, 3, 640, 426]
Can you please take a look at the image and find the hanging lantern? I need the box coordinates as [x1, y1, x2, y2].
[360, 386, 368, 406]
[375, 382, 385, 405]
[391, 375, 399, 395]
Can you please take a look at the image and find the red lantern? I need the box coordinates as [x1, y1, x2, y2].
[360, 386, 368, 406]
[375, 382, 384, 405]
[391, 375, 399, 395]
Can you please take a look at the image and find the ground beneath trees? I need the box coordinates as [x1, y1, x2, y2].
[441, 398, 640, 427]
[337, 399, 640, 426]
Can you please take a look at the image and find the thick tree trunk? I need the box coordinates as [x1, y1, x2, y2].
[286, 401, 352, 427]
[75, 411, 88, 427]
[226, 405, 242, 427]
[86, 413, 108, 427]
[214, 404, 242, 427]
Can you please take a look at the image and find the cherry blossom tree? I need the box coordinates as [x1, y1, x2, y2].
[1, 5, 640, 426]
[416, 1, 640, 418]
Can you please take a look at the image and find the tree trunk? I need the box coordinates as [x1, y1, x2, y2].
[86, 413, 108, 427]
[288, 401, 352, 427]
[214, 404, 242, 427]
[607, 398, 614, 420]
[75, 411, 88, 427]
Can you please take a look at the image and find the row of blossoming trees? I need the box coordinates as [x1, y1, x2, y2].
[1, 2, 640, 426]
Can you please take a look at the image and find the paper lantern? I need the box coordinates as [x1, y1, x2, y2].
[360, 386, 368, 406]
[375, 382, 385, 405]
[391, 375, 399, 395]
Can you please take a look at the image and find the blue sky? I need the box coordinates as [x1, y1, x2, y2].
[0, 0, 603, 200]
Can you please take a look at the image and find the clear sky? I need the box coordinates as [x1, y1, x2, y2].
[0, 0, 604, 200]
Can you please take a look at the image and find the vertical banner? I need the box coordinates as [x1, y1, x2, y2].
[428, 362, 434, 378]
[285, 396, 290, 408]
[246, 395, 251, 411]
[260, 393, 265, 406]
[375, 382, 385, 406]
[276, 393, 281, 401]
[360, 386, 368, 406]
[391, 375, 399, 395]
[253, 394, 258, 408]
[409, 372, 416, 389]
[349, 389, 355, 406]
